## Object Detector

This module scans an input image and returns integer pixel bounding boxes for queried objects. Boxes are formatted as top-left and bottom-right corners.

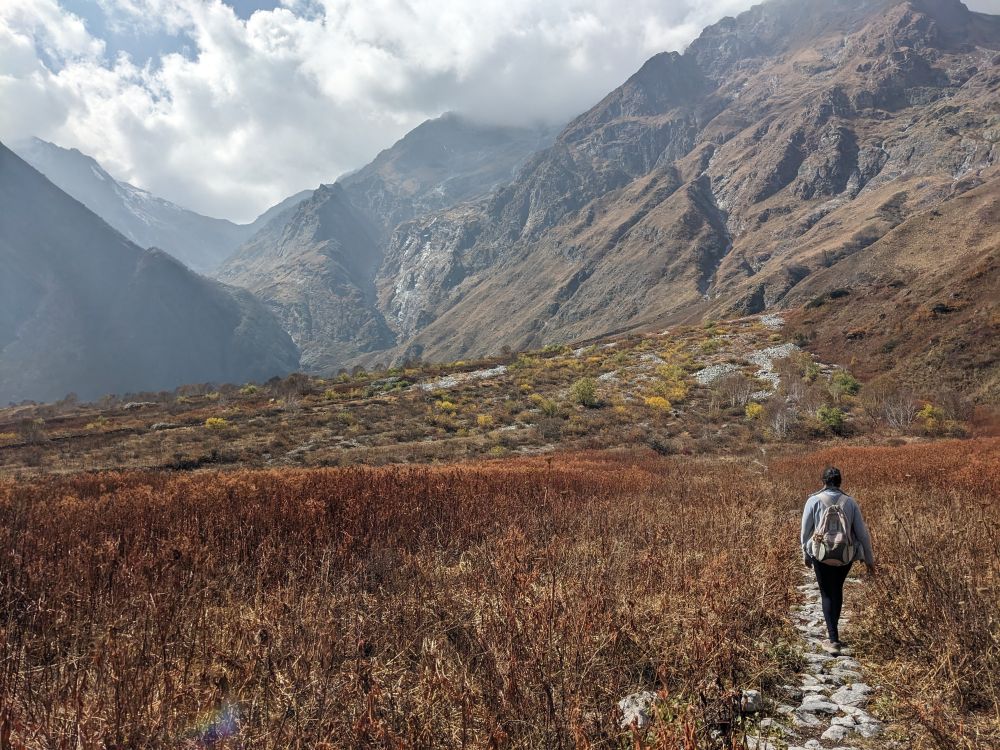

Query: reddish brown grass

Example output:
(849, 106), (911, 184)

(1, 439), (997, 748)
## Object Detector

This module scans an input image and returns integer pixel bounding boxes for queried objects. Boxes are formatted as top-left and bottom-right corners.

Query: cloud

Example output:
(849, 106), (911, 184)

(2, 0), (768, 221)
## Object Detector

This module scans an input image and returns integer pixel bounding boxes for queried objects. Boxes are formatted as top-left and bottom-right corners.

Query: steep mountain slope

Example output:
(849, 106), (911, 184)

(364, 0), (999, 382)
(0, 143), (299, 404)
(785, 174), (1000, 401)
(217, 114), (554, 370)
(12, 138), (310, 273)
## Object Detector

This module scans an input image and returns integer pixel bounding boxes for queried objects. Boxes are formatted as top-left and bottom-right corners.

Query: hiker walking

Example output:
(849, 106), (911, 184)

(801, 467), (875, 655)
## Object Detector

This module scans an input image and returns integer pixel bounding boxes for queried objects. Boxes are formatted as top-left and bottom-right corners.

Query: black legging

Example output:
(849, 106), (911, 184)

(811, 559), (853, 642)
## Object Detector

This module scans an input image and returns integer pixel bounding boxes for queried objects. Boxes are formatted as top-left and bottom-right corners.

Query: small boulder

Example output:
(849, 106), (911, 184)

(831, 683), (871, 707)
(741, 689), (764, 713)
(617, 691), (660, 730)
(822, 725), (850, 742)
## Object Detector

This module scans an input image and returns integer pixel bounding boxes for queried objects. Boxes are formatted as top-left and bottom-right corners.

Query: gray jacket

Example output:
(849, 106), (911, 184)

(800, 488), (874, 565)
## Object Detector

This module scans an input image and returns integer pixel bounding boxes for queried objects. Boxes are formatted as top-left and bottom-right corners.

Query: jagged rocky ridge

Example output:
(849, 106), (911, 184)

(219, 0), (1000, 386)
(0, 144), (300, 404)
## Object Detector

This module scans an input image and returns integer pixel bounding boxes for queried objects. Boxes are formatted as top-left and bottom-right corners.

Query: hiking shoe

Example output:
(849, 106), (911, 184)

(821, 640), (841, 655)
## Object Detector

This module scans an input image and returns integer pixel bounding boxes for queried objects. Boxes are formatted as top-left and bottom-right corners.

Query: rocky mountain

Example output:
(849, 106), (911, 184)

(355, 0), (999, 397)
(217, 113), (555, 370)
(0, 143), (299, 404)
(12, 138), (310, 273)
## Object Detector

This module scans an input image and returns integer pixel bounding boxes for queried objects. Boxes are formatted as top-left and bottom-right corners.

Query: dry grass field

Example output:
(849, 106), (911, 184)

(1, 438), (997, 748)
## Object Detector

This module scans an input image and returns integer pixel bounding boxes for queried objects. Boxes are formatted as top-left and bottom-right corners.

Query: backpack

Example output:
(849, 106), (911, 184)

(811, 492), (854, 566)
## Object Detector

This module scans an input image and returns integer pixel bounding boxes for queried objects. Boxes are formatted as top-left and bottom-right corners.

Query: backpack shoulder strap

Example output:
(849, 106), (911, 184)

(818, 489), (841, 508)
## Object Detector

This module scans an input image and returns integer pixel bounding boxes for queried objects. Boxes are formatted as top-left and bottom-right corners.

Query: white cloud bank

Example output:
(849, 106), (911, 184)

(3, 0), (998, 221)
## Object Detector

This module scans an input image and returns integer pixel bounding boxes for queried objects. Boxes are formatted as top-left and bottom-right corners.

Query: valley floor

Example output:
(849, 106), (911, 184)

(0, 438), (996, 748)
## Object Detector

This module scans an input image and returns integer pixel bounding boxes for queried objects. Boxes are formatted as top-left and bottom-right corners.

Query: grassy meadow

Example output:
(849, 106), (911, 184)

(1, 438), (996, 748)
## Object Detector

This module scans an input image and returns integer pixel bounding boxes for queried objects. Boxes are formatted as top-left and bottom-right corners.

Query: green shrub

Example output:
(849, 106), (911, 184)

(816, 406), (845, 433)
(570, 378), (599, 408)
(830, 371), (861, 397)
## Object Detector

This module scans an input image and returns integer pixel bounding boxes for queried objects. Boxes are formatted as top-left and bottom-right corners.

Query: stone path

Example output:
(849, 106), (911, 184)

(747, 571), (884, 750)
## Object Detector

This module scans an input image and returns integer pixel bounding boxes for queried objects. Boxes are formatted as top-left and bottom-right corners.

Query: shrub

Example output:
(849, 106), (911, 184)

(645, 396), (672, 411)
(916, 403), (946, 435)
(570, 377), (599, 408)
(860, 379), (917, 430)
(240, 384), (259, 396)
(204, 417), (229, 430)
(84, 417), (108, 431)
(436, 400), (458, 413)
(745, 402), (764, 420)
(4, 437), (996, 747)
(830, 370), (861, 398)
(476, 414), (495, 428)
(538, 398), (561, 418)
(716, 373), (755, 409)
(816, 406), (845, 434)
(0, 432), (17, 443)
(654, 365), (690, 402)
(17, 418), (47, 444)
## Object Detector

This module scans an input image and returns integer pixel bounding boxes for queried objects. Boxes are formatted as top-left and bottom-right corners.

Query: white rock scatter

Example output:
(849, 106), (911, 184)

(760, 313), (786, 330)
(747, 343), (800, 391)
(693, 362), (741, 385)
(419, 365), (508, 391)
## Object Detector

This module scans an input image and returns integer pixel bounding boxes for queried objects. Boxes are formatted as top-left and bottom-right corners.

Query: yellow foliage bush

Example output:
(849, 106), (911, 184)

(476, 414), (494, 428)
(0, 432), (17, 442)
(917, 403), (946, 434)
(204, 417), (229, 430)
(437, 400), (458, 413)
(745, 402), (765, 420)
(645, 396), (672, 411)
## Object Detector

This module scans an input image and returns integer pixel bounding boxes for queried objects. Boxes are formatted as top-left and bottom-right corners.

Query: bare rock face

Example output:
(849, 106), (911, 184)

(218, 114), (553, 371)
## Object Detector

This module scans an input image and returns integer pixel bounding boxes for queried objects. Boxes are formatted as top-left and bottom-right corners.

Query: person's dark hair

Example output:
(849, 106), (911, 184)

(823, 466), (842, 487)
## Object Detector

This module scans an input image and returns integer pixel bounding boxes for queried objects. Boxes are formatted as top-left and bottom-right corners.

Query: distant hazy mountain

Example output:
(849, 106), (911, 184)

(218, 113), (555, 370)
(12, 138), (310, 273)
(0, 143), (299, 404)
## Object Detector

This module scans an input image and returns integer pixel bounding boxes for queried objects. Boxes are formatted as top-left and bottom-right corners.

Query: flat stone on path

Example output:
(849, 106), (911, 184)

(831, 683), (871, 707)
